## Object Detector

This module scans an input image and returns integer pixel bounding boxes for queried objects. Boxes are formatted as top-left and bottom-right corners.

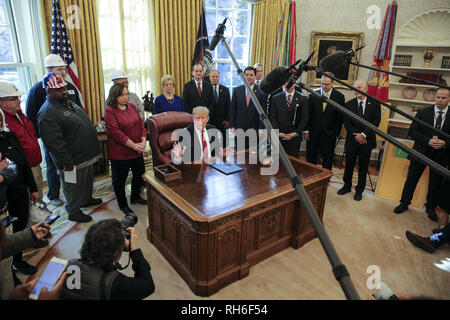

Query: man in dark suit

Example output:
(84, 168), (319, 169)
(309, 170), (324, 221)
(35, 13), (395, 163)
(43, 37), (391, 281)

(209, 69), (230, 148)
(394, 88), (450, 220)
(254, 63), (263, 86)
(230, 66), (267, 151)
(269, 82), (308, 157)
(182, 64), (214, 114)
(171, 107), (223, 164)
(338, 80), (381, 201)
(304, 72), (345, 170)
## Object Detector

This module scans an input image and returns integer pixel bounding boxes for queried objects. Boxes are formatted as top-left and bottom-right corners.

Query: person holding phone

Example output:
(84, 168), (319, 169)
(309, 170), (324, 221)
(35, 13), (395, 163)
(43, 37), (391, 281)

(61, 219), (155, 300)
(0, 218), (51, 299)
(1, 220), (64, 300)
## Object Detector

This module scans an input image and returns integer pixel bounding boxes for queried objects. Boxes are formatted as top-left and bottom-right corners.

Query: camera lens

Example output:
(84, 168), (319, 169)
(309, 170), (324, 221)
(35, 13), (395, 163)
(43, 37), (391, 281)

(120, 214), (138, 232)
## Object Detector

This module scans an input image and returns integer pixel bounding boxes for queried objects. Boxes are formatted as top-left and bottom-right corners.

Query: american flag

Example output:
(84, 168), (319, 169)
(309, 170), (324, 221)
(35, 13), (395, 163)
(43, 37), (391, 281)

(51, 0), (84, 109)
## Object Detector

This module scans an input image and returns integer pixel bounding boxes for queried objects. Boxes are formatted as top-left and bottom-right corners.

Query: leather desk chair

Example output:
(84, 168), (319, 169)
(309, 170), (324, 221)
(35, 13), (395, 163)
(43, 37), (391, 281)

(147, 112), (193, 167)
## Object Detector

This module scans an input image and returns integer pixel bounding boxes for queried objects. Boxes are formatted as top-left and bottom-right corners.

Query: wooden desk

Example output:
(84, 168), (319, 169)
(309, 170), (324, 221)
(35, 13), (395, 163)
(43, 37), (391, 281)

(95, 133), (109, 175)
(144, 155), (332, 296)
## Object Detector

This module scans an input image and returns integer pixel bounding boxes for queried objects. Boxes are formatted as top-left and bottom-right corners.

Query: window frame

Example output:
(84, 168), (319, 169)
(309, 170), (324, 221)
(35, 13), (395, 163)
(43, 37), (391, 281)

(0, 0), (43, 105)
(205, 0), (253, 91)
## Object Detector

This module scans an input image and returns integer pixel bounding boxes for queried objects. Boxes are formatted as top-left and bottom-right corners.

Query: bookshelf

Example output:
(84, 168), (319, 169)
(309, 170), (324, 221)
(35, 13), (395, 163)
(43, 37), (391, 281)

(387, 9), (450, 137)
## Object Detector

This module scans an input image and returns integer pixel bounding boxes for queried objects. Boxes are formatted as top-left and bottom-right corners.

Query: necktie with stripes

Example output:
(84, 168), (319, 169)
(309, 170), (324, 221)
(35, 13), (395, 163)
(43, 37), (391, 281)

(197, 82), (202, 97)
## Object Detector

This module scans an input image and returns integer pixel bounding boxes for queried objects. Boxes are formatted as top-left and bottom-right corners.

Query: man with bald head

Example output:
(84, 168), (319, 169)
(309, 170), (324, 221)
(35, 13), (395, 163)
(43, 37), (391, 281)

(209, 69), (230, 147)
(338, 80), (380, 201)
(394, 87), (450, 220)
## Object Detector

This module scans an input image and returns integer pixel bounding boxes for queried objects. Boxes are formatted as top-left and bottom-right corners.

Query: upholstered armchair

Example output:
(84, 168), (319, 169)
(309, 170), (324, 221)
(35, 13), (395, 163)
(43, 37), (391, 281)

(147, 111), (193, 167)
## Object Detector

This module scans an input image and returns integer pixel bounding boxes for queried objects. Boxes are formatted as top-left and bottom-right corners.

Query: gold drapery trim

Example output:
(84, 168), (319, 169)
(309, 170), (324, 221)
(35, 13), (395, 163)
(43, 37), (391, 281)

(153, 0), (203, 96)
(250, 0), (284, 70)
(40, 0), (104, 123)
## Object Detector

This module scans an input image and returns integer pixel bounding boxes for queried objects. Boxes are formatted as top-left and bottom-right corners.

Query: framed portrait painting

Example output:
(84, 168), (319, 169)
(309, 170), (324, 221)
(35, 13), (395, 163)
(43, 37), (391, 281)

(307, 31), (364, 88)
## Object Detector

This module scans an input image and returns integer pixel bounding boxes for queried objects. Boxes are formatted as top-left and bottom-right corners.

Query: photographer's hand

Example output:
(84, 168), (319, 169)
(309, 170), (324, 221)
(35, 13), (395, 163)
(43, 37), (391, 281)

(38, 272), (66, 300)
(8, 279), (37, 300)
(31, 222), (50, 240)
(0, 155), (10, 171)
(126, 227), (138, 251)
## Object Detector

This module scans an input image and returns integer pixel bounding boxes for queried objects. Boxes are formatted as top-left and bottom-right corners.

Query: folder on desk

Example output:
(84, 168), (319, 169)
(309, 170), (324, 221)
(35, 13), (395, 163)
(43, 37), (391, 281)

(208, 163), (243, 175)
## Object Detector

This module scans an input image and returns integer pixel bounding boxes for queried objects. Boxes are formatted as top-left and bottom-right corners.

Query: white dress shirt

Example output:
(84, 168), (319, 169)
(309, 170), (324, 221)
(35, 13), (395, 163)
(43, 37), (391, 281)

(433, 105), (448, 128)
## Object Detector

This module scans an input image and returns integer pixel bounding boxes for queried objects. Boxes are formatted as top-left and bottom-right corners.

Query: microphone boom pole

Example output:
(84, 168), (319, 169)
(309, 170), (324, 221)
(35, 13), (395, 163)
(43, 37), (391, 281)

(313, 66), (450, 140)
(310, 67), (450, 180)
(215, 30), (361, 299)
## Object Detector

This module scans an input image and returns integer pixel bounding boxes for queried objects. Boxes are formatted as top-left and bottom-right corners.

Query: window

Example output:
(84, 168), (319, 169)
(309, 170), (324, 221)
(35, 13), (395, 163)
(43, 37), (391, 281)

(205, 0), (252, 91)
(97, 0), (156, 102)
(0, 0), (43, 111)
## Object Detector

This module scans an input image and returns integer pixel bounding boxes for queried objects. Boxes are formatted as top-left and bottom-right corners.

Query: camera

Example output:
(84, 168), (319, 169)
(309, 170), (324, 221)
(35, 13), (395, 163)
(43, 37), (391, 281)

(120, 214), (138, 239)
(142, 91), (154, 113)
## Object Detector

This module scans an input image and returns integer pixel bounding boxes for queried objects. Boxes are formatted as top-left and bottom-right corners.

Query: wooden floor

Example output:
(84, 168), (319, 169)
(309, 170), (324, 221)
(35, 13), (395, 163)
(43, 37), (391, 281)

(22, 173), (450, 300)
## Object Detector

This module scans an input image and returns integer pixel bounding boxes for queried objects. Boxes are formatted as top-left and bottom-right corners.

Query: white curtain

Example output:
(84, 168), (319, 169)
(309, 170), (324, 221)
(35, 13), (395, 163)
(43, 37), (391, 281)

(97, 0), (157, 100)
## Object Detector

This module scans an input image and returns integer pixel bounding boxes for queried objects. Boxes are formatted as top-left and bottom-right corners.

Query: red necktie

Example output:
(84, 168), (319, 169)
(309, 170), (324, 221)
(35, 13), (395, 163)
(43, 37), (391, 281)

(287, 95), (292, 108)
(197, 82), (202, 97)
(246, 90), (250, 106)
(201, 130), (207, 153)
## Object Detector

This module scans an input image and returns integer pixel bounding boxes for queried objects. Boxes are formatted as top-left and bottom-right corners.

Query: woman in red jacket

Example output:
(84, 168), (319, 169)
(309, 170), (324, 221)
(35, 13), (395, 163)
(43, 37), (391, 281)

(105, 83), (147, 215)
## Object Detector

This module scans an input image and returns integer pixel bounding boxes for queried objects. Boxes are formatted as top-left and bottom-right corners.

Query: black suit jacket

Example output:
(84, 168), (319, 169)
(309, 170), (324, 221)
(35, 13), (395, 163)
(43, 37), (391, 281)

(230, 84), (267, 131)
(0, 131), (38, 195)
(343, 97), (381, 151)
(209, 84), (230, 131)
(266, 84), (303, 116)
(408, 106), (450, 164)
(306, 88), (345, 140)
(270, 90), (308, 138)
(182, 80), (214, 114)
(177, 124), (222, 162)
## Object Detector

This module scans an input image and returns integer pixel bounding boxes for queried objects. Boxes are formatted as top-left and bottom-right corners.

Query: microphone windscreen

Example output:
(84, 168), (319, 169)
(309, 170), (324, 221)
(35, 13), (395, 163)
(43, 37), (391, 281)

(319, 51), (347, 72)
(259, 66), (290, 94)
(209, 35), (221, 51)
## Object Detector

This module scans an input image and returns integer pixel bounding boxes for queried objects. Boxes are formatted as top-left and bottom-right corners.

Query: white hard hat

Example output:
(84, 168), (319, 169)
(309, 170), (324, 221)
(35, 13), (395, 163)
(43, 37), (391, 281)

(44, 54), (67, 69)
(111, 70), (128, 81)
(0, 81), (24, 98)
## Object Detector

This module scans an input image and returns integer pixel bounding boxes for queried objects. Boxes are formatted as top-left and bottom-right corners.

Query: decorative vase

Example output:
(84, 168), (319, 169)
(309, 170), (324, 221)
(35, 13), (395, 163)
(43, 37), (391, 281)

(423, 49), (435, 67)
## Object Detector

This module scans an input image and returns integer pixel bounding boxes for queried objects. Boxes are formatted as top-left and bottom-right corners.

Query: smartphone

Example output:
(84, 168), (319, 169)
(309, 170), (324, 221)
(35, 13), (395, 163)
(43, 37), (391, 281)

(1, 216), (18, 228)
(39, 214), (60, 228)
(28, 257), (68, 300)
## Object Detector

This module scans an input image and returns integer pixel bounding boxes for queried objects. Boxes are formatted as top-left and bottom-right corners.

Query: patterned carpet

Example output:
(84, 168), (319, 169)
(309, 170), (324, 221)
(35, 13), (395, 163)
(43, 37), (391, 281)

(21, 176), (118, 265)
(20, 157), (154, 281)
(331, 167), (379, 191)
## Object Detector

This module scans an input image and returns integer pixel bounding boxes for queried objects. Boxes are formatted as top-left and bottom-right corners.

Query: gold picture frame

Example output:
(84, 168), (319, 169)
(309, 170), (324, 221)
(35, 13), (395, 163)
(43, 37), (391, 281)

(307, 31), (364, 88)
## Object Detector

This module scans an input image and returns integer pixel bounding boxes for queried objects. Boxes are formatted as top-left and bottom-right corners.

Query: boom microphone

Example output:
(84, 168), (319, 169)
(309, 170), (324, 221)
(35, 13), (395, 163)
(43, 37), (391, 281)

(209, 18), (228, 51)
(259, 67), (292, 94)
(319, 51), (347, 72)
(259, 59), (302, 94)
(285, 51), (315, 89)
(319, 45), (366, 72)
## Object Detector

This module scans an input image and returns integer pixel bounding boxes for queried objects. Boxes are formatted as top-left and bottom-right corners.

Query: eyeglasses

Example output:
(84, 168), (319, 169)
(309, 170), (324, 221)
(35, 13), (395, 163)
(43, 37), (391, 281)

(1, 97), (21, 101)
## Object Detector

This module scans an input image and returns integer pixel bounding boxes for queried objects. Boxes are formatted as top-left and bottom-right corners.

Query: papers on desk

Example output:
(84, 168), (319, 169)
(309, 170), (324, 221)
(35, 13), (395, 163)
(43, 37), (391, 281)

(64, 166), (77, 184)
(208, 162), (243, 175)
